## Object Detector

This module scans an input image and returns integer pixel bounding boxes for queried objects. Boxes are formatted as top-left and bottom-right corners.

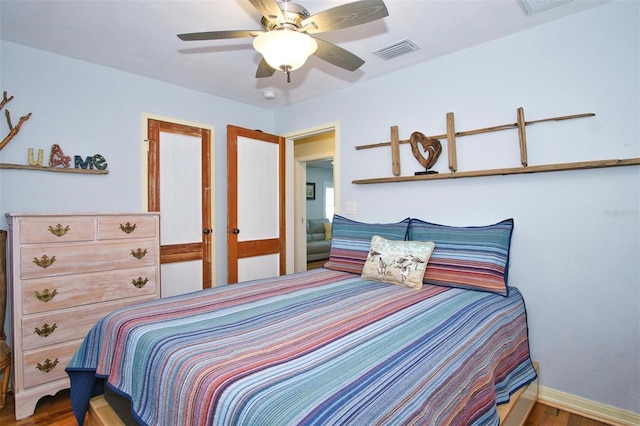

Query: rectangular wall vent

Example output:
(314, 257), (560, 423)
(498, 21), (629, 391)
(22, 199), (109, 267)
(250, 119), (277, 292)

(372, 39), (420, 60)
(517, 0), (572, 15)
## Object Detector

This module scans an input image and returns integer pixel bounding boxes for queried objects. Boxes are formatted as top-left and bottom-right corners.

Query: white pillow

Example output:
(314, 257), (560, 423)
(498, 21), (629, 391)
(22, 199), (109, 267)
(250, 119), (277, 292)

(361, 235), (435, 289)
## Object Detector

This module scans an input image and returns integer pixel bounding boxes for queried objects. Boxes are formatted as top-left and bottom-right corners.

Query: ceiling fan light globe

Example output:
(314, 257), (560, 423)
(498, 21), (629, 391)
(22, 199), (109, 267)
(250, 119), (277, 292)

(253, 30), (318, 72)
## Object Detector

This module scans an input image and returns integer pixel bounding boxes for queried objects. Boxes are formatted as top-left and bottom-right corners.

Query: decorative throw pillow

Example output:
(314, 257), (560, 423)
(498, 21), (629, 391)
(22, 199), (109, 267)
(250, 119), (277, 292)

(324, 215), (411, 274)
(323, 222), (332, 241)
(361, 235), (435, 289)
(407, 218), (514, 296)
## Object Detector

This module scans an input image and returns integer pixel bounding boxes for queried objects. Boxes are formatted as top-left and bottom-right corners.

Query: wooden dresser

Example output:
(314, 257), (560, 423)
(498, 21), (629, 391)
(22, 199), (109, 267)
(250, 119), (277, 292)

(6, 212), (160, 420)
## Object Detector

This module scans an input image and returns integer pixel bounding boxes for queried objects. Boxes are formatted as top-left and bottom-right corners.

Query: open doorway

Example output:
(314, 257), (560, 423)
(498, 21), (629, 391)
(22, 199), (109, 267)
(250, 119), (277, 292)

(305, 159), (334, 270)
(289, 128), (337, 272)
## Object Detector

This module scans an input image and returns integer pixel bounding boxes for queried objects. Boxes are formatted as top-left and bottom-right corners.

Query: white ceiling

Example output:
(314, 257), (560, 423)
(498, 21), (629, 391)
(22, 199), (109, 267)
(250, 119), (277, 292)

(0, 0), (610, 109)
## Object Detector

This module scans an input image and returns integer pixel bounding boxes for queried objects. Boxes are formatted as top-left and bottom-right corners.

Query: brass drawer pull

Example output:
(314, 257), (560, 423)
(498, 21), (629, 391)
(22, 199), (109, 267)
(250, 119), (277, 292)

(33, 254), (56, 269)
(131, 277), (149, 288)
(131, 248), (147, 259)
(35, 288), (58, 302)
(34, 323), (58, 337)
(36, 358), (59, 373)
(48, 224), (70, 237)
(120, 222), (137, 234)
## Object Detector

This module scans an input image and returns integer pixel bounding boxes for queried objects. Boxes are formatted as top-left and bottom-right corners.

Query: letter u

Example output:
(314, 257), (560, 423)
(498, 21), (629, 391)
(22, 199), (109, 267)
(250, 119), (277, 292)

(28, 148), (44, 166)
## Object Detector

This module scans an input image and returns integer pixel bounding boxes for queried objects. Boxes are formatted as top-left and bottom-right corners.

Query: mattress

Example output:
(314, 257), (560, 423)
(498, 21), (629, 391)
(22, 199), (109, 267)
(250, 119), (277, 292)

(67, 268), (537, 425)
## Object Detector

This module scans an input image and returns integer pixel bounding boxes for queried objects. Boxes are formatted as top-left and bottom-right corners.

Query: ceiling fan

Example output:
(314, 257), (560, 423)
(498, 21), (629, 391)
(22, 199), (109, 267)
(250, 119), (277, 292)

(177, 0), (389, 83)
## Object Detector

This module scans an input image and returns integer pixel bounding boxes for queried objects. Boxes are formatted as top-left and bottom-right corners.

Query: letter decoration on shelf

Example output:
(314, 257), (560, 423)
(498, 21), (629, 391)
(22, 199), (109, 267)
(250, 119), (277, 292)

(74, 154), (108, 171)
(49, 144), (71, 168)
(0, 91), (108, 174)
(28, 148), (43, 166)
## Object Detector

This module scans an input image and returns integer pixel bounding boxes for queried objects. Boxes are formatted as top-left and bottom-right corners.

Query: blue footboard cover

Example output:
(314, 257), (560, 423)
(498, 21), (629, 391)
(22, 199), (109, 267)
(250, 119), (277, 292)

(67, 268), (536, 425)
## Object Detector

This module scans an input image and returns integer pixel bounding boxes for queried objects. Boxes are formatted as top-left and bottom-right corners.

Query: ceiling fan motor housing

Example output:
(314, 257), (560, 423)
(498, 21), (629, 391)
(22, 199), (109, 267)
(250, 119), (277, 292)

(261, 2), (311, 32)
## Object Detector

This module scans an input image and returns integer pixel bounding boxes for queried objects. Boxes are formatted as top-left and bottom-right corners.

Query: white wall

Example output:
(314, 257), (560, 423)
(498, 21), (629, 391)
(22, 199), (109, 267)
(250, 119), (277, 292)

(0, 41), (275, 289)
(275, 0), (639, 415)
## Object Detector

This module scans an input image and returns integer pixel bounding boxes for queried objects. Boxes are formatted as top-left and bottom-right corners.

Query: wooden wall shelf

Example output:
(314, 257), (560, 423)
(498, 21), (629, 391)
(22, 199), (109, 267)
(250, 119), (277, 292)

(0, 163), (108, 174)
(352, 108), (640, 185)
(352, 158), (640, 184)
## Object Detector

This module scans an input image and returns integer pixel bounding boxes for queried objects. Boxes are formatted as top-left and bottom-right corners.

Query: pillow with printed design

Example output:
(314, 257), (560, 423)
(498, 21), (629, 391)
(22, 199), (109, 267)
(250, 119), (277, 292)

(361, 235), (435, 289)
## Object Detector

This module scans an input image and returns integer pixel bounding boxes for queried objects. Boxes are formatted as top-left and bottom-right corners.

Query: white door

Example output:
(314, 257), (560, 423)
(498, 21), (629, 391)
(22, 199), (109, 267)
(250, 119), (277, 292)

(227, 125), (285, 284)
(147, 119), (213, 297)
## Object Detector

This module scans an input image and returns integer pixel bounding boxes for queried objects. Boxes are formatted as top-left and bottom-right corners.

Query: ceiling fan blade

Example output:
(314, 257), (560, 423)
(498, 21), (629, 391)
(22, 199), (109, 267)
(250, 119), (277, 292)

(248, 0), (285, 27)
(256, 58), (276, 78)
(301, 0), (388, 34)
(177, 30), (261, 41)
(313, 38), (364, 72)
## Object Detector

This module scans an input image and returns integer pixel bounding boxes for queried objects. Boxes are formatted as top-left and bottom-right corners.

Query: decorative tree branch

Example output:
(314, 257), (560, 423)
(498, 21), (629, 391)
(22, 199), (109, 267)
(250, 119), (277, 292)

(0, 91), (32, 151)
(0, 91), (14, 110)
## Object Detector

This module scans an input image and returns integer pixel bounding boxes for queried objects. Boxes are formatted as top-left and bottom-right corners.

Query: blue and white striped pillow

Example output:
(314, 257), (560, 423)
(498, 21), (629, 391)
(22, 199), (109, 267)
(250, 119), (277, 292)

(408, 218), (514, 295)
(324, 215), (410, 274)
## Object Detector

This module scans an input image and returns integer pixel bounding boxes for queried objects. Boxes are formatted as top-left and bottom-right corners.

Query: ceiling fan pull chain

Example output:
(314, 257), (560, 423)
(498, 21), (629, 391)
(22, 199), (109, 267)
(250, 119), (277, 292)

(280, 65), (292, 83)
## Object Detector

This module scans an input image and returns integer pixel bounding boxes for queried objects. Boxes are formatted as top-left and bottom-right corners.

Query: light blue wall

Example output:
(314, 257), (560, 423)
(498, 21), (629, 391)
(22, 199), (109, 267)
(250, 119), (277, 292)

(275, 1), (640, 415)
(306, 167), (333, 220)
(0, 41), (275, 289)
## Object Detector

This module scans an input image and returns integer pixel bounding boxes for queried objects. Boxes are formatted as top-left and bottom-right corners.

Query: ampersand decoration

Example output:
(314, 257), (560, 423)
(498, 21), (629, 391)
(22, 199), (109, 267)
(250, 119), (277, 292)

(49, 144), (72, 168)
(409, 131), (442, 175)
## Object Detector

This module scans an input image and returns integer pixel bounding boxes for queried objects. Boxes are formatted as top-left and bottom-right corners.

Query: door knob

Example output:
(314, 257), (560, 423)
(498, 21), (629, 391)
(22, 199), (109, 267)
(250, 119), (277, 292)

(231, 228), (240, 235)
(203, 228), (212, 235)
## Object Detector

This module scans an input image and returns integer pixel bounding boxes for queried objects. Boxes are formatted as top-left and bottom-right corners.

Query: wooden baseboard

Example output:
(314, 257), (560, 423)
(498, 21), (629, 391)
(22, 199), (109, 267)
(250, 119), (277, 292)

(538, 386), (640, 426)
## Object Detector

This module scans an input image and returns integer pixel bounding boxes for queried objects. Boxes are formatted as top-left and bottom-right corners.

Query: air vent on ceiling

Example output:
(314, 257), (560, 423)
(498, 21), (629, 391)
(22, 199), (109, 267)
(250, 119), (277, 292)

(517, 0), (573, 15)
(373, 39), (420, 60)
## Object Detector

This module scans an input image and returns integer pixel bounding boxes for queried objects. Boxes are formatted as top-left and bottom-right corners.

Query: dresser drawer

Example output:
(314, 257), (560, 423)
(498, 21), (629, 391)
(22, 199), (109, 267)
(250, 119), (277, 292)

(18, 217), (95, 244)
(97, 215), (158, 240)
(22, 266), (157, 314)
(22, 296), (156, 351)
(21, 239), (157, 279)
(23, 340), (82, 388)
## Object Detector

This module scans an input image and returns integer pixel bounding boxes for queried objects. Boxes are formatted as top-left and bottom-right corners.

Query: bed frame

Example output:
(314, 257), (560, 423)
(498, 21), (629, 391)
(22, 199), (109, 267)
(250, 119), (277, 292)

(86, 363), (538, 426)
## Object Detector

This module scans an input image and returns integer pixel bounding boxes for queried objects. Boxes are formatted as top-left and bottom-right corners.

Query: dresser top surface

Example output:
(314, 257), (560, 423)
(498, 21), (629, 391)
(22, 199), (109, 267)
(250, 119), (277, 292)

(7, 212), (159, 218)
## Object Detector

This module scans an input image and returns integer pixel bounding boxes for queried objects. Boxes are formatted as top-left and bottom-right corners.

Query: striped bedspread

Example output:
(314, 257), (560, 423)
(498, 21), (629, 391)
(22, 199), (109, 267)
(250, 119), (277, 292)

(67, 268), (536, 426)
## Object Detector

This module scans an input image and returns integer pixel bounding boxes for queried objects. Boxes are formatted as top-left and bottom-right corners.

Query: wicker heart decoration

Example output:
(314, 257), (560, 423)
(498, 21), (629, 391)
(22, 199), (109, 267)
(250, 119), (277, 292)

(409, 132), (442, 170)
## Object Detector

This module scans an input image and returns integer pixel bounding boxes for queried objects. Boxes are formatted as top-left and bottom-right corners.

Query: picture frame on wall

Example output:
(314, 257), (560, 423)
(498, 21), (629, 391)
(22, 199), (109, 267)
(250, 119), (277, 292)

(306, 182), (315, 200)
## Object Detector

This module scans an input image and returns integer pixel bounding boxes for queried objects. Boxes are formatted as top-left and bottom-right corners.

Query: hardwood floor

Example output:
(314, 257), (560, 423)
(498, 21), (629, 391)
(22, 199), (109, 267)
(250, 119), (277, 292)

(525, 403), (612, 426)
(1, 390), (614, 426)
(1, 389), (81, 426)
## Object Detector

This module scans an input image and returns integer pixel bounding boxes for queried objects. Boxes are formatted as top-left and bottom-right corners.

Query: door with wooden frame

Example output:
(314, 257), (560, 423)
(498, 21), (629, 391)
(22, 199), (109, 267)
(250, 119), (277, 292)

(227, 125), (285, 284)
(147, 119), (213, 296)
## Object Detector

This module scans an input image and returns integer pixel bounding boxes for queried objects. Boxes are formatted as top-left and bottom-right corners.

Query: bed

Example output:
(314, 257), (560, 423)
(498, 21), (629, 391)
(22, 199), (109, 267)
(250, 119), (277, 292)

(67, 215), (538, 426)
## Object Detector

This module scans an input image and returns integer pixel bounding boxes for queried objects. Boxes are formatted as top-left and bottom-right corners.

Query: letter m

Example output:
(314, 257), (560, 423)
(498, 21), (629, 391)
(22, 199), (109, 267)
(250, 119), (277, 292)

(74, 155), (94, 169)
